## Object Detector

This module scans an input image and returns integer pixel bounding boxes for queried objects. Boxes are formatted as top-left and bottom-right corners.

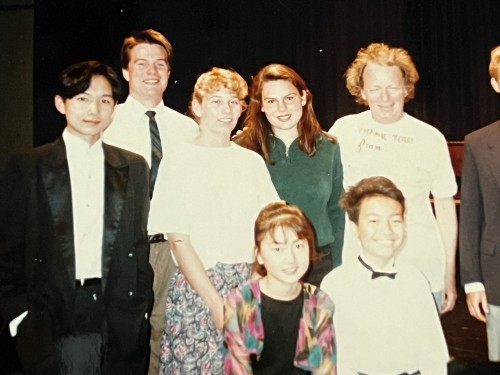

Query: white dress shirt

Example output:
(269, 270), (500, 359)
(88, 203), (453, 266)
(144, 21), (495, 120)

(63, 129), (104, 280)
(321, 255), (449, 374)
(104, 95), (198, 168)
(103, 95), (199, 232)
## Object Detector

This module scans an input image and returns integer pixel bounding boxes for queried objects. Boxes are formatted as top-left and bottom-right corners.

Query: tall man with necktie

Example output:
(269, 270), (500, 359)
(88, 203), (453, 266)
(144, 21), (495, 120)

(104, 29), (198, 374)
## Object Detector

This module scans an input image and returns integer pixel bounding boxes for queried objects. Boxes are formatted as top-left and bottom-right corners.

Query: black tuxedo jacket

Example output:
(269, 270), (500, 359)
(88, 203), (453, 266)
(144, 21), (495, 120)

(460, 120), (500, 305)
(0, 137), (153, 373)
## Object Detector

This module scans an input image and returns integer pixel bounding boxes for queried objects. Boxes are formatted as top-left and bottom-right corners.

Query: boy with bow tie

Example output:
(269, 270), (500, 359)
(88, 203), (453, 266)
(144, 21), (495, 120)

(322, 176), (448, 375)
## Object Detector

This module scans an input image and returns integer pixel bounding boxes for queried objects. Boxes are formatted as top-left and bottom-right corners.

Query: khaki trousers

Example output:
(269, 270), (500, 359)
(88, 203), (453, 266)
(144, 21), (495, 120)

(147, 240), (177, 375)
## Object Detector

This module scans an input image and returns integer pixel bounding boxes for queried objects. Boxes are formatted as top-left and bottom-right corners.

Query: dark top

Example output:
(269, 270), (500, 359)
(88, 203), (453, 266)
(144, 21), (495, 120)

(0, 138), (153, 374)
(252, 290), (310, 375)
(267, 133), (344, 265)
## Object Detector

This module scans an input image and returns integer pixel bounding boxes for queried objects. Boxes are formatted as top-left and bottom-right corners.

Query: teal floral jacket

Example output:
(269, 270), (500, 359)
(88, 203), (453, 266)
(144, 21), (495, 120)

(223, 280), (336, 374)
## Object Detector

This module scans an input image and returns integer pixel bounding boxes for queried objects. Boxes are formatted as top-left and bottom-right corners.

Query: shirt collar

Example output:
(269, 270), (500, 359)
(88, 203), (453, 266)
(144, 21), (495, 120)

(125, 95), (165, 115)
(63, 128), (103, 157)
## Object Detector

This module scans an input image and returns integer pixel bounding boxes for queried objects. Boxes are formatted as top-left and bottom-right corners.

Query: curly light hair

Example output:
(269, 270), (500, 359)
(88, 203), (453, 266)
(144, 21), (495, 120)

(188, 67), (248, 121)
(489, 45), (500, 80)
(345, 43), (419, 105)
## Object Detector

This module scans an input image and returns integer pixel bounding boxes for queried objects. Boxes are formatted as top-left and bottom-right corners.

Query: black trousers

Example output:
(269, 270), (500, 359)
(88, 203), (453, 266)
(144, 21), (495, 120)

(58, 282), (107, 375)
(25, 282), (107, 375)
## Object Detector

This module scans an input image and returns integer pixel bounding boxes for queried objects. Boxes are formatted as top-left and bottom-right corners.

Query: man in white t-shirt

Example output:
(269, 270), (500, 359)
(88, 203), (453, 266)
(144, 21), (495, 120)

(103, 29), (198, 375)
(329, 42), (458, 313)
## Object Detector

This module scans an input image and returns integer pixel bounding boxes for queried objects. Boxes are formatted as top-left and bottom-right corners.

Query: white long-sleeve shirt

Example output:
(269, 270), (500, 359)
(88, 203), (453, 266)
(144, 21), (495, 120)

(322, 256), (449, 374)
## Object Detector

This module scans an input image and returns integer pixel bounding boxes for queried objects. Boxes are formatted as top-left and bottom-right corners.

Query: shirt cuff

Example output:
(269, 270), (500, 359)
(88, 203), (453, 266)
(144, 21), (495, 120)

(9, 310), (28, 337)
(464, 282), (485, 294)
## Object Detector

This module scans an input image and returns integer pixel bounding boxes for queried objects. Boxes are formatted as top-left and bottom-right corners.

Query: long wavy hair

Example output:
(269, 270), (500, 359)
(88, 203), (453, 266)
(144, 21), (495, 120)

(235, 64), (336, 164)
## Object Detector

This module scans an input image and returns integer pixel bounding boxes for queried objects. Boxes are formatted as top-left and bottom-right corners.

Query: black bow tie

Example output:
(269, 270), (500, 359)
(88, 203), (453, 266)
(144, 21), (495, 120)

(358, 256), (397, 280)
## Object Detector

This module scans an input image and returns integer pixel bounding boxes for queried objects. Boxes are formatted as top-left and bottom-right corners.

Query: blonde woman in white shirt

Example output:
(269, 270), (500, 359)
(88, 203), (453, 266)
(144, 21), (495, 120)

(149, 67), (279, 374)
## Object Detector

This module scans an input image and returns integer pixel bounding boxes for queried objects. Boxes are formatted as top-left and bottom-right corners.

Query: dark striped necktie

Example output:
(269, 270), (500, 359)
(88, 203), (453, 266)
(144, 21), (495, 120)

(146, 111), (162, 198)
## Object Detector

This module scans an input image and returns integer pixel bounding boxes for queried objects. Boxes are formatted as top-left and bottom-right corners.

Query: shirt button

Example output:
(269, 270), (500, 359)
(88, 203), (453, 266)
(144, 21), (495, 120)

(127, 252), (134, 259)
(128, 291), (134, 297)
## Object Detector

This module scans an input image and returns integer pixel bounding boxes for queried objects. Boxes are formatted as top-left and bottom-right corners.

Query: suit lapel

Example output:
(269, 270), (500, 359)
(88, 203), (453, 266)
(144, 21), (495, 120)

(484, 121), (500, 189)
(40, 140), (130, 290)
(40, 138), (75, 282)
(101, 144), (129, 291)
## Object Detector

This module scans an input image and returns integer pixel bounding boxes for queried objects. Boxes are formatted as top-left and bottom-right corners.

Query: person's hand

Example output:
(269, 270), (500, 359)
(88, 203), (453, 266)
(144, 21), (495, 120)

(209, 296), (224, 330)
(231, 126), (247, 139)
(440, 272), (457, 314)
(466, 290), (489, 323)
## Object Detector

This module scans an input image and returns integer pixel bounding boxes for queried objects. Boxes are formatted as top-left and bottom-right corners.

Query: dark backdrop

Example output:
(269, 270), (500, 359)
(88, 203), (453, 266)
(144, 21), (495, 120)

(34, 0), (500, 146)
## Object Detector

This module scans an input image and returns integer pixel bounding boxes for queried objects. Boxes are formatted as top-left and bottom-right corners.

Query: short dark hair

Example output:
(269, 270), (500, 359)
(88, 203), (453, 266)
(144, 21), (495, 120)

(121, 29), (173, 69)
(58, 60), (121, 100)
(341, 176), (405, 223)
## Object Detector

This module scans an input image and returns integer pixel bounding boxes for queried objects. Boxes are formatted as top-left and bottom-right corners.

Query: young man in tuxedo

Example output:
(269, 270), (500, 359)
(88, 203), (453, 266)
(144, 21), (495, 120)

(0, 60), (153, 374)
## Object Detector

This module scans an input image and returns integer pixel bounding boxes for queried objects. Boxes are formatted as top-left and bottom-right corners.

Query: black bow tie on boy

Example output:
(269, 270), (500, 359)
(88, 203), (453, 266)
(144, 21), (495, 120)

(358, 256), (397, 280)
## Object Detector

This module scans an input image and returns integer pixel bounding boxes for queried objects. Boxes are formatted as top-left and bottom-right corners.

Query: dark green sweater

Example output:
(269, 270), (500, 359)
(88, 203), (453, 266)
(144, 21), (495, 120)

(267, 133), (345, 266)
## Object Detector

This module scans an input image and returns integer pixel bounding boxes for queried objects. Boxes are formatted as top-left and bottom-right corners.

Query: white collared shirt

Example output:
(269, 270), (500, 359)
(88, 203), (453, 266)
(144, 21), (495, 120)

(63, 129), (104, 280)
(322, 257), (449, 374)
(103, 96), (199, 232)
(103, 95), (199, 168)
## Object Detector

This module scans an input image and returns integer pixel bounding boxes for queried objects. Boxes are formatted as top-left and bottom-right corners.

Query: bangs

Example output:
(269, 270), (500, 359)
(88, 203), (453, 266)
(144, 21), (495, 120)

(260, 212), (310, 245)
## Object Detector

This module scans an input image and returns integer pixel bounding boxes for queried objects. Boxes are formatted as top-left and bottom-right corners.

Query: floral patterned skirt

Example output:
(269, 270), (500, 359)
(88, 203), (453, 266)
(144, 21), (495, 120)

(159, 262), (251, 375)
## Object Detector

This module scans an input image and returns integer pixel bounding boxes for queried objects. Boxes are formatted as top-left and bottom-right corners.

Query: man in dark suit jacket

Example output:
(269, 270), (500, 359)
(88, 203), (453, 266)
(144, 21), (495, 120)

(0, 61), (153, 374)
(460, 44), (500, 362)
